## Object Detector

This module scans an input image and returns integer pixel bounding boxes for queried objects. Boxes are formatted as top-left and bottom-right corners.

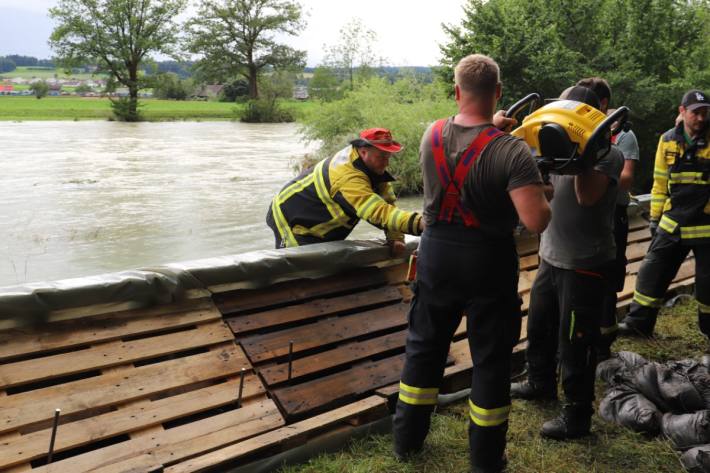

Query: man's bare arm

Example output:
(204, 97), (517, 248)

(509, 184), (552, 233)
(575, 170), (610, 206)
(619, 160), (636, 191)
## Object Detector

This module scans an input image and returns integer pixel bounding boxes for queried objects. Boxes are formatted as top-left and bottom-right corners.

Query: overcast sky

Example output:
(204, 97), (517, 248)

(0, 0), (468, 66)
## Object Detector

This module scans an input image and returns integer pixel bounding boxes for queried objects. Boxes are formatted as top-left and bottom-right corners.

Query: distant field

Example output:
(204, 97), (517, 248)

(0, 96), (314, 121)
(0, 66), (106, 81)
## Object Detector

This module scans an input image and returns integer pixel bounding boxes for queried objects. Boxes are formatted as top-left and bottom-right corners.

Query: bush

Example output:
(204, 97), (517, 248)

(152, 72), (193, 100)
(299, 76), (454, 195)
(110, 97), (143, 122)
(29, 80), (50, 99)
(241, 98), (294, 123)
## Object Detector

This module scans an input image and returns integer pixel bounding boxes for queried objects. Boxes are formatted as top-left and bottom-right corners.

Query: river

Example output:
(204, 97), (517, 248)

(0, 121), (421, 287)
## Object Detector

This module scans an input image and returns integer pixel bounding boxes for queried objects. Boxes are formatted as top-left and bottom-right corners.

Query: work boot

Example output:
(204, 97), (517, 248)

(471, 455), (507, 473)
(510, 380), (556, 401)
(540, 403), (592, 440)
(617, 321), (653, 338)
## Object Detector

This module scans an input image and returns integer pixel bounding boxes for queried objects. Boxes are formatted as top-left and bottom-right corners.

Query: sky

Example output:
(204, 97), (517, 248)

(0, 0), (469, 66)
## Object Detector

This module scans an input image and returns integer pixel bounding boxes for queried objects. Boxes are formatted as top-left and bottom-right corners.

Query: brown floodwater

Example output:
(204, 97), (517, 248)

(0, 121), (420, 287)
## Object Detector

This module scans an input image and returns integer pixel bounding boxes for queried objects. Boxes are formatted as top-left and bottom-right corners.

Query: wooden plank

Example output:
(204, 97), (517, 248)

(241, 303), (409, 363)
(627, 227), (652, 244)
(0, 344), (249, 435)
(520, 254), (539, 271)
(213, 267), (387, 315)
(227, 286), (403, 335)
(0, 321), (234, 390)
(260, 329), (409, 386)
(163, 396), (388, 473)
(626, 240), (651, 263)
(0, 299), (221, 363)
(0, 375), (265, 470)
(628, 215), (649, 232)
(518, 269), (537, 294)
(33, 399), (284, 473)
(516, 233), (539, 257)
(272, 353), (407, 418)
(381, 262), (408, 285)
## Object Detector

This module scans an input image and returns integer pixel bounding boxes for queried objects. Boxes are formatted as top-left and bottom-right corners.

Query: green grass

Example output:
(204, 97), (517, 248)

(0, 96), (317, 121)
(280, 299), (701, 473)
(0, 66), (106, 81)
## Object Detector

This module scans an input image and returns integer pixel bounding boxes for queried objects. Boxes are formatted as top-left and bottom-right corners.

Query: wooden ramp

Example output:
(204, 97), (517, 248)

(0, 214), (697, 473)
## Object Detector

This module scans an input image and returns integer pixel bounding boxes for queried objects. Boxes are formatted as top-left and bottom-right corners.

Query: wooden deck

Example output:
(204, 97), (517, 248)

(0, 215), (696, 473)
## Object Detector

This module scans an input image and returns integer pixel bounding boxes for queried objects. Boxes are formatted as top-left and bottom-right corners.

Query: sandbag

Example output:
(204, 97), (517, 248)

(680, 445), (710, 473)
(599, 385), (661, 434)
(662, 411), (710, 450)
(596, 351), (648, 384)
(674, 360), (710, 409)
(656, 364), (705, 413)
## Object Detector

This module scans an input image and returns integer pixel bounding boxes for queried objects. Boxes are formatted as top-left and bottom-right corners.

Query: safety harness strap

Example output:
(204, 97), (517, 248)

(431, 119), (502, 227)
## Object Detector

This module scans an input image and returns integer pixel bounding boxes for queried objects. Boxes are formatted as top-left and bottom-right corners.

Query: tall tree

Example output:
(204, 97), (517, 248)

(49, 0), (187, 121)
(187, 0), (306, 99)
(440, 0), (710, 192)
(323, 18), (383, 90)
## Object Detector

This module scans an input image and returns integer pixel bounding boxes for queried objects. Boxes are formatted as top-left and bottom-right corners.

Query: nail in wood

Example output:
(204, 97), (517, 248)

(287, 340), (294, 382)
(237, 367), (246, 408)
(47, 408), (60, 464)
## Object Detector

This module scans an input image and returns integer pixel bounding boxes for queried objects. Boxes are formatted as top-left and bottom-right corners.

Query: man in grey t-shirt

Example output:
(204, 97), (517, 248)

(511, 85), (624, 440)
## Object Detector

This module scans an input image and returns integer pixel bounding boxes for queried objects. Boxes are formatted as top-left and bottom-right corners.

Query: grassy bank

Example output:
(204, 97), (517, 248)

(0, 96), (316, 121)
(281, 299), (701, 473)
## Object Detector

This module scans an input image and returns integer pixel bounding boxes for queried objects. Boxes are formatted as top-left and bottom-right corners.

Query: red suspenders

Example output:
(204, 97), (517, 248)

(430, 119), (503, 227)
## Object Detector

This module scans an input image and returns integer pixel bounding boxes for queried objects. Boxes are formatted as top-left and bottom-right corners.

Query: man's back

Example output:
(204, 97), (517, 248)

(419, 119), (541, 238)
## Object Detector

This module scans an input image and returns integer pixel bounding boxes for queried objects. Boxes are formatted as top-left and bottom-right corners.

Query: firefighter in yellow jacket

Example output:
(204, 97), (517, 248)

(619, 90), (710, 337)
(266, 128), (424, 250)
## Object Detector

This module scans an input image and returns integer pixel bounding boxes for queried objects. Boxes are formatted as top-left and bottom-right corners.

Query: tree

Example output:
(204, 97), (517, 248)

(0, 58), (16, 74)
(74, 83), (94, 95)
(151, 72), (193, 100)
(188, 0), (306, 99)
(241, 69), (297, 122)
(439, 0), (710, 192)
(220, 78), (250, 102)
(49, 0), (187, 121)
(322, 18), (384, 90)
(30, 80), (50, 99)
(308, 66), (341, 101)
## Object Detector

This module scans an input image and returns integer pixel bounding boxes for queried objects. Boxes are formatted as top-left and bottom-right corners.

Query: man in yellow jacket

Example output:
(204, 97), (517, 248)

(618, 89), (710, 337)
(266, 128), (424, 251)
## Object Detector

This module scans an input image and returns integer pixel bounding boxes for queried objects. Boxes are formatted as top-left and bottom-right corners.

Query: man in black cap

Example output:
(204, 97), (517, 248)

(511, 85), (624, 440)
(618, 90), (710, 339)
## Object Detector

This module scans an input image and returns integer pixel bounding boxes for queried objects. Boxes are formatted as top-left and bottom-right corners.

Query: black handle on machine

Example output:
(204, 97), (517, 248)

(504, 93), (543, 122)
(582, 106), (630, 165)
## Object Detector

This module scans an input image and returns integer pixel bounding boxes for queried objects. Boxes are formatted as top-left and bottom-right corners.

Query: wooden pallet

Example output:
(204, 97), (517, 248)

(0, 297), (282, 473)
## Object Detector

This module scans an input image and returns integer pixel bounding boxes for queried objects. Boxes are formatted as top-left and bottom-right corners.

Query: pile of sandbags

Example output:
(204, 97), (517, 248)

(597, 352), (710, 472)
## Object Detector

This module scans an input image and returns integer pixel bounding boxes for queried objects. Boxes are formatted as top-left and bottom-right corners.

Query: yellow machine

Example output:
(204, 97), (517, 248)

(506, 93), (629, 177)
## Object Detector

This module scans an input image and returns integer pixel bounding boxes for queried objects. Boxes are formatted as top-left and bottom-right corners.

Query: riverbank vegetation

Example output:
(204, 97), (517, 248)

(280, 299), (702, 473)
(0, 96), (316, 121)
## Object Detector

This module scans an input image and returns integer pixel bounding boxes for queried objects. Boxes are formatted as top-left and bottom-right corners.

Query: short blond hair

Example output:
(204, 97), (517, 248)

(454, 54), (500, 96)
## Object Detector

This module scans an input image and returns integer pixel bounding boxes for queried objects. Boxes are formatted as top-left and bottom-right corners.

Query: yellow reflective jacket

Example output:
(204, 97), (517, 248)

(651, 123), (710, 243)
(268, 145), (422, 247)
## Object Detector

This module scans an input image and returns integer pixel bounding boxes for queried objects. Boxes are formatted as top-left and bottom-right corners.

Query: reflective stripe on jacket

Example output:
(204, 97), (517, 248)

(651, 124), (710, 243)
(270, 145), (422, 247)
